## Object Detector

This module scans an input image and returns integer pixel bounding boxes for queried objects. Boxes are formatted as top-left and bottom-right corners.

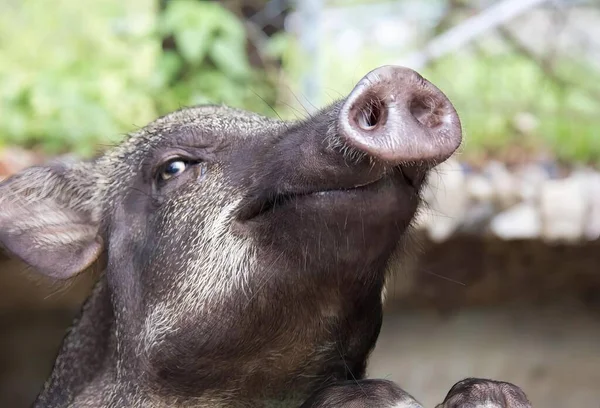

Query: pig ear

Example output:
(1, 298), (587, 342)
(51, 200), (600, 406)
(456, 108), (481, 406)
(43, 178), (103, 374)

(0, 161), (103, 279)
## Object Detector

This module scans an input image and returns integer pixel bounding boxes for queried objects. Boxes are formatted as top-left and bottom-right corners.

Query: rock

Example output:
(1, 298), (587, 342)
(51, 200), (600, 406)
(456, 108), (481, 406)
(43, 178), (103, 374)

(467, 174), (494, 202)
(460, 201), (496, 234)
(490, 202), (541, 240)
(484, 161), (519, 208)
(459, 162), (475, 174)
(579, 172), (600, 241)
(516, 163), (550, 203)
(538, 159), (562, 179)
(416, 158), (468, 242)
(540, 176), (588, 243)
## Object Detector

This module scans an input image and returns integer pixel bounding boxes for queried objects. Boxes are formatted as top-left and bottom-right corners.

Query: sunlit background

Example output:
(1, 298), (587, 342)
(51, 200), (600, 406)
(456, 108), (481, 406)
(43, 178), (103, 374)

(1, 0), (599, 407)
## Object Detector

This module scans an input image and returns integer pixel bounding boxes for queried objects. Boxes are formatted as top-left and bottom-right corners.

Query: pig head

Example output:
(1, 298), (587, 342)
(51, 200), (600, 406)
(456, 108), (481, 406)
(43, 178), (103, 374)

(0, 66), (530, 407)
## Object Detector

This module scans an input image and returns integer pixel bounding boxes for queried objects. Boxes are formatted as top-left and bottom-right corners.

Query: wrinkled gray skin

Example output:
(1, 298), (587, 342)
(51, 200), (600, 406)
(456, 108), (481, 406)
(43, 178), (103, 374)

(0, 66), (531, 407)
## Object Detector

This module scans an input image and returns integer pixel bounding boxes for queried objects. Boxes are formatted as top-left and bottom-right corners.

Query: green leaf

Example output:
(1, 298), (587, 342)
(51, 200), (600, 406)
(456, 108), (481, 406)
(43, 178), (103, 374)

(0, 0), (279, 158)
(209, 36), (251, 79)
(265, 32), (291, 59)
(153, 50), (184, 88)
(175, 26), (213, 66)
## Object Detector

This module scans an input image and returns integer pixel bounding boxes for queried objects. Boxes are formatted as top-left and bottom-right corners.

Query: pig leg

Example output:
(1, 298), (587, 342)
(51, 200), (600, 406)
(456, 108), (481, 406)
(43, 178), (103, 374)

(299, 379), (424, 408)
(436, 378), (532, 408)
(300, 377), (531, 408)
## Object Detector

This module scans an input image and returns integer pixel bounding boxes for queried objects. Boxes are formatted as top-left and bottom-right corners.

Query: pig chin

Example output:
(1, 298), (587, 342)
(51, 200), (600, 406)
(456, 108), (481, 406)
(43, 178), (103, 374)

(235, 182), (418, 280)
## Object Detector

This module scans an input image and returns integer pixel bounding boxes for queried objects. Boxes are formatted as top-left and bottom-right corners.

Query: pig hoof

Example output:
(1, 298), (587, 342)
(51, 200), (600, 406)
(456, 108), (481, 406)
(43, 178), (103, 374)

(300, 379), (423, 408)
(436, 378), (532, 408)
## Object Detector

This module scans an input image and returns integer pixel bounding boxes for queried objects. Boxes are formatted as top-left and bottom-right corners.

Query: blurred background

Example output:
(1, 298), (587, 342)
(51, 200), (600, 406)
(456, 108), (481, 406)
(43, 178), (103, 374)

(1, 0), (599, 406)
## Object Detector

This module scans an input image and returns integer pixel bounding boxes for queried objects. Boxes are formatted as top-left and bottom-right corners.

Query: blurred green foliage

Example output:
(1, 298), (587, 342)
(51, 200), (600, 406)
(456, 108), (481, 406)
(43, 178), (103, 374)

(1, 0), (598, 165)
(0, 0), (277, 156)
(423, 52), (600, 164)
(155, 0), (277, 116)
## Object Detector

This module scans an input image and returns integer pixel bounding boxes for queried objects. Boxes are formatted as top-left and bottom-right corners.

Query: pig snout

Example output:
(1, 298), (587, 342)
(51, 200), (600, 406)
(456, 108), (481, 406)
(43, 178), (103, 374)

(234, 66), (462, 223)
(338, 65), (462, 165)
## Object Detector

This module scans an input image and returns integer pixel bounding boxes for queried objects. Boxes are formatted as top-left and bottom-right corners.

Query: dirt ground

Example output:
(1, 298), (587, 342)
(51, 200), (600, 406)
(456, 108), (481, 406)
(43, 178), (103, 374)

(369, 302), (600, 407)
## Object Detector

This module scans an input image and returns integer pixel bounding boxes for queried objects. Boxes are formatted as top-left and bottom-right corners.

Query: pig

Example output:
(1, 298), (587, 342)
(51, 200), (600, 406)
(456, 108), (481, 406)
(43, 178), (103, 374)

(0, 65), (531, 407)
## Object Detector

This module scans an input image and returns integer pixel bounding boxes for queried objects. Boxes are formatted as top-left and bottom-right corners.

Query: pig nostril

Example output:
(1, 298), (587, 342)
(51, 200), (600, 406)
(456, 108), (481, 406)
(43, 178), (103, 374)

(355, 98), (386, 131)
(409, 97), (443, 129)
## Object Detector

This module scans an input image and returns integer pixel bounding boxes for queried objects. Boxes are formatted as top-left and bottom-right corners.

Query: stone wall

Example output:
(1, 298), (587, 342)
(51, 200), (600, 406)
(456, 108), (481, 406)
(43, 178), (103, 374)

(416, 158), (600, 243)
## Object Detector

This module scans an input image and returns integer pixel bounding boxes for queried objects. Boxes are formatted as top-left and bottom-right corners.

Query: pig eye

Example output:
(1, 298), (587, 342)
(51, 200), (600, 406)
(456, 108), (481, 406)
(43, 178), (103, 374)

(156, 158), (207, 185)
(159, 159), (188, 181)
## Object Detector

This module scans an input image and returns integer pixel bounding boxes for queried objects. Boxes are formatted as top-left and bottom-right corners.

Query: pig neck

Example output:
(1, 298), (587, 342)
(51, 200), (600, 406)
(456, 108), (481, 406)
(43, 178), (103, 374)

(35, 272), (385, 407)
(33, 276), (317, 407)
(34, 275), (117, 407)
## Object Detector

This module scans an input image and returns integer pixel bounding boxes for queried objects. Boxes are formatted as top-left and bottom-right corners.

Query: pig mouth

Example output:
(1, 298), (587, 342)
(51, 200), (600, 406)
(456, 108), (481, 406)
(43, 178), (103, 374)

(237, 165), (423, 222)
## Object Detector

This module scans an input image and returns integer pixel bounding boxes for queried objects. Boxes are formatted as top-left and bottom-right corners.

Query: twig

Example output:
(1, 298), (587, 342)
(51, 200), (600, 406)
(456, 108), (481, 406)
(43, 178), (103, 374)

(498, 25), (600, 101)
(396, 0), (549, 70)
